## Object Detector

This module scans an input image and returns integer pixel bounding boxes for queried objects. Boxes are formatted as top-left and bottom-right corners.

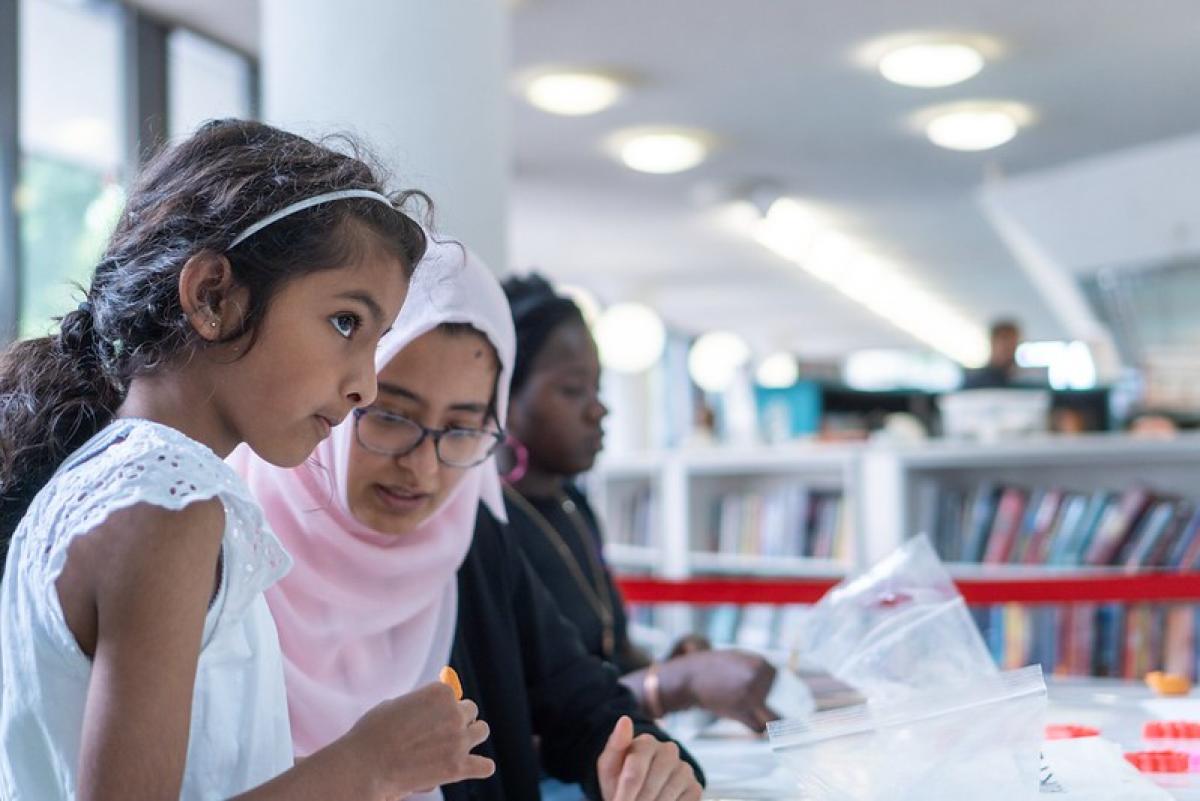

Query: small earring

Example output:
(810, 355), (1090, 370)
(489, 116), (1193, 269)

(501, 435), (529, 484)
(209, 320), (219, 329)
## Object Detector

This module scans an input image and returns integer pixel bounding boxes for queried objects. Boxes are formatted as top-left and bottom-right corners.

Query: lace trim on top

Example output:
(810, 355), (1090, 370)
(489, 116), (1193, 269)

(14, 419), (291, 655)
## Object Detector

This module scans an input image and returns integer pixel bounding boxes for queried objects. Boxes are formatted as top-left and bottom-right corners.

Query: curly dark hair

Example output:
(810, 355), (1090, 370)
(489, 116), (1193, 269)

(0, 118), (431, 546)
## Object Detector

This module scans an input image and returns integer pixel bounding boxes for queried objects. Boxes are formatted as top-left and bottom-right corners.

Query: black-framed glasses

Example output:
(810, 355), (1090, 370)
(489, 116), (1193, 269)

(352, 408), (505, 468)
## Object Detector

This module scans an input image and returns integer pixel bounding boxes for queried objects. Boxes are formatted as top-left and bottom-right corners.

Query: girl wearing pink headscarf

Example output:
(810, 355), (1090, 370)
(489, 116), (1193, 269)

(233, 240), (703, 801)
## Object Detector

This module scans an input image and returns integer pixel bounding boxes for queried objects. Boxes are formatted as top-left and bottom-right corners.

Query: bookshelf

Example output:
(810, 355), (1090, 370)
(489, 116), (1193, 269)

(588, 444), (862, 653)
(590, 443), (864, 579)
(602, 543), (661, 572)
(857, 434), (1200, 680)
(859, 433), (1200, 562)
(686, 552), (845, 577)
(587, 454), (664, 575)
(588, 434), (1200, 674)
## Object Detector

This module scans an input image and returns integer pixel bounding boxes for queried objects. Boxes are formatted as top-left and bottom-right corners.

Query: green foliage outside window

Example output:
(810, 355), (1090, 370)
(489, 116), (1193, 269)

(18, 154), (122, 340)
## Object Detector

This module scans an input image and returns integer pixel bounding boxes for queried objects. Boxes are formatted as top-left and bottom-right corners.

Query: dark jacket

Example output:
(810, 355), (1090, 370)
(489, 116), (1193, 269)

(442, 506), (703, 801)
(503, 485), (649, 676)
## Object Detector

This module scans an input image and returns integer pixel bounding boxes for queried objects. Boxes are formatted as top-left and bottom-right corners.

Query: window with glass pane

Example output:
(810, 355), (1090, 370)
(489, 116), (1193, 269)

(17, 0), (123, 339)
(168, 29), (253, 142)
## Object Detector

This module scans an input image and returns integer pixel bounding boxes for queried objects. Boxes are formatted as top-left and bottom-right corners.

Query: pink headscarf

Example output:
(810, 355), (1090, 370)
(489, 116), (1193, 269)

(230, 239), (515, 763)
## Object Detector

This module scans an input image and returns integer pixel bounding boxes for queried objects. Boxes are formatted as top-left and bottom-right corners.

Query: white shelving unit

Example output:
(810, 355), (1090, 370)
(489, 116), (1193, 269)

(859, 432), (1200, 564)
(588, 433), (1200, 664)
(589, 443), (864, 580)
(686, 553), (846, 577)
(602, 543), (661, 572)
(588, 444), (862, 650)
(590, 433), (1200, 578)
(682, 445), (861, 579)
(586, 453), (666, 575)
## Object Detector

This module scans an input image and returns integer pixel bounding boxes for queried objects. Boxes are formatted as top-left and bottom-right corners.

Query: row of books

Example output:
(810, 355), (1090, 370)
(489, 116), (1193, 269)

(605, 485), (657, 548)
(916, 480), (1200, 569)
(698, 486), (848, 559)
(625, 603), (811, 654)
(978, 603), (1200, 680)
(696, 603), (811, 652)
(629, 600), (1200, 681)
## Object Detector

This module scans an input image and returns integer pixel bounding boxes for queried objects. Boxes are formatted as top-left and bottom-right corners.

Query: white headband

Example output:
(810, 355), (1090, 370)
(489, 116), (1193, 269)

(228, 188), (395, 248)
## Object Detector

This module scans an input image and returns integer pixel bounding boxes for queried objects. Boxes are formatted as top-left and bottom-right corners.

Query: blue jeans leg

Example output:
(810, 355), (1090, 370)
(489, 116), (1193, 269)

(539, 777), (585, 801)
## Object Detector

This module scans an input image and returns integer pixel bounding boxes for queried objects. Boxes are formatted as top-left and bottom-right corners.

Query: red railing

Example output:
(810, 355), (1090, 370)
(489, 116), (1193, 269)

(616, 572), (1200, 606)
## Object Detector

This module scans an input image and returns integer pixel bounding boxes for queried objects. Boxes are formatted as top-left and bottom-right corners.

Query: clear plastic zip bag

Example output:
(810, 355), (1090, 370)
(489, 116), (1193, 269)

(793, 534), (996, 702)
(768, 665), (1047, 801)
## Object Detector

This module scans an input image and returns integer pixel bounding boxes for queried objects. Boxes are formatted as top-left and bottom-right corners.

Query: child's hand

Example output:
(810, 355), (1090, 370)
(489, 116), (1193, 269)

(342, 681), (494, 798)
(596, 716), (701, 801)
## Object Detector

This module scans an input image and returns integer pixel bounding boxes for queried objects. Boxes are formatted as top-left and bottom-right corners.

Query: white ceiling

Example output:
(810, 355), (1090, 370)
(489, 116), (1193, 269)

(129, 0), (1200, 360)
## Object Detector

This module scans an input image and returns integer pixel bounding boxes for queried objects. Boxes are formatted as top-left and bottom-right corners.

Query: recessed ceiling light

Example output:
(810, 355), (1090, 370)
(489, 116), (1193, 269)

(913, 101), (1033, 152)
(878, 43), (984, 88)
(611, 128), (711, 174)
(523, 71), (623, 116)
(926, 108), (1017, 151)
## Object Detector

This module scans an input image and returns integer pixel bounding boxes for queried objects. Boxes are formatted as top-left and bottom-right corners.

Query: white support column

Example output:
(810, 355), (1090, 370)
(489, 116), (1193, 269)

(259, 0), (510, 271)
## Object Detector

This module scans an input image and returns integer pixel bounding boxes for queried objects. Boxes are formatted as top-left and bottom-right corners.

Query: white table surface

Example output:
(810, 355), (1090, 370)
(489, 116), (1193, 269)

(681, 677), (1200, 801)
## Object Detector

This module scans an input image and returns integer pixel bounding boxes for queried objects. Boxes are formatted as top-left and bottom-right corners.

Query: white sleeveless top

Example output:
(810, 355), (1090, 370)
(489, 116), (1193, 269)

(0, 419), (294, 800)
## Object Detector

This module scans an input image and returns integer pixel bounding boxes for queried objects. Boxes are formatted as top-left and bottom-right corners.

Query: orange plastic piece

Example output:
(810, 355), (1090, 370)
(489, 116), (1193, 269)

(439, 666), (463, 700)
(1124, 750), (1190, 773)
(1046, 724), (1100, 740)
(1146, 671), (1192, 696)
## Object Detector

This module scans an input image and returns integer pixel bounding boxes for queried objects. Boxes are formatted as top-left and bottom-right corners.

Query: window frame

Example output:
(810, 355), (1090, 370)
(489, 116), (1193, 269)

(0, 0), (259, 347)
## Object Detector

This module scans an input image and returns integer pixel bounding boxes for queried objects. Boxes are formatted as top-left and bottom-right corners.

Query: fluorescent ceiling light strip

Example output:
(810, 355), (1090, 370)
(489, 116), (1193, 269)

(752, 210), (988, 366)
